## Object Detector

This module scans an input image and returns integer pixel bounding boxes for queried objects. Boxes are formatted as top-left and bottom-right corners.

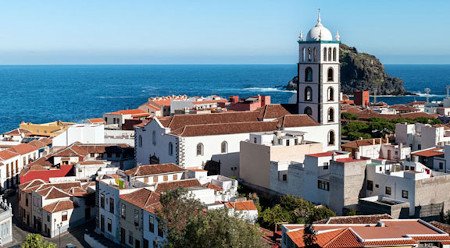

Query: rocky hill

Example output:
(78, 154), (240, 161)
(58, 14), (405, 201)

(286, 43), (406, 95)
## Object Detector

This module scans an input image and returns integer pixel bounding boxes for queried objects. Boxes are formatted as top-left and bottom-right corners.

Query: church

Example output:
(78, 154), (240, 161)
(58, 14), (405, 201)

(135, 13), (341, 177)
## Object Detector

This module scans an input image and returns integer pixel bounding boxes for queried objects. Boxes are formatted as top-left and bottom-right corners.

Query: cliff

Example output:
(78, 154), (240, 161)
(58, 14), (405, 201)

(286, 44), (406, 95)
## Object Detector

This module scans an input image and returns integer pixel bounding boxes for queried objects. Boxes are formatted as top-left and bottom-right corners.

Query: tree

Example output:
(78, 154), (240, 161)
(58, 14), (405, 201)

(261, 204), (291, 228)
(341, 112), (358, 120)
(158, 189), (265, 248)
(22, 234), (56, 248)
(182, 209), (264, 248)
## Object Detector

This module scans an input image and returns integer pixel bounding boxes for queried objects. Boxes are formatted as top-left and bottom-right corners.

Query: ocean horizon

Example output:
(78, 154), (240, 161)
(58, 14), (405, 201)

(1, 64), (450, 133)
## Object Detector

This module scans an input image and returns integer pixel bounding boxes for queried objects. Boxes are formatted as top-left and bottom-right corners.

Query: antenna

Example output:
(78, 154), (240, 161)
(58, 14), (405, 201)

(424, 88), (431, 103)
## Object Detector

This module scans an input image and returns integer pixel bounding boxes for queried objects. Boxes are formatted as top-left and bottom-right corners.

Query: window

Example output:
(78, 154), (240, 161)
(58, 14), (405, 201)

(328, 47), (332, 61)
(282, 174), (287, 181)
(367, 180), (374, 191)
(121, 203), (126, 219)
(196, 143), (204, 156)
(129, 231), (134, 245)
(317, 180), (330, 191)
(100, 193), (105, 209)
(149, 215), (155, 233)
(323, 47), (327, 61)
(303, 106), (313, 117)
(221, 141), (228, 153)
(153, 176), (159, 183)
(168, 142), (174, 156)
(313, 47), (317, 62)
(439, 162), (444, 170)
(327, 108), (335, 122)
(109, 198), (114, 214)
(305, 67), (313, 82)
(385, 186), (392, 195)
(333, 47), (337, 61)
(286, 140), (290, 146)
(328, 130), (335, 146)
(253, 137), (257, 143)
(304, 86), (312, 101)
(327, 87), (334, 101)
(323, 162), (329, 170)
(107, 218), (112, 232)
(173, 174), (178, 180)
(327, 67), (334, 81)
(62, 211), (68, 221)
(157, 219), (164, 237)
(307, 48), (312, 62)
(163, 175), (168, 181)
(47, 214), (50, 222)
(152, 131), (156, 145)
(138, 135), (142, 147)
(134, 209), (139, 226)
(402, 190), (408, 199)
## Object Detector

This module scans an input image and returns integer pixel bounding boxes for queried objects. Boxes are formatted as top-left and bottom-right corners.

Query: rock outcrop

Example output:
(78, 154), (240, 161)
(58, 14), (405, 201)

(286, 44), (406, 95)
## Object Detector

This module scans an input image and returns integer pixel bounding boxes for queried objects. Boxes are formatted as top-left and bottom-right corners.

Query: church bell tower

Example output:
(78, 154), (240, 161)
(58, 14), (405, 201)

(297, 10), (341, 149)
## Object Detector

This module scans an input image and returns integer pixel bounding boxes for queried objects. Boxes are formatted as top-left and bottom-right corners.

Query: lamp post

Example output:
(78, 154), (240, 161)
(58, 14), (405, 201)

(54, 219), (62, 248)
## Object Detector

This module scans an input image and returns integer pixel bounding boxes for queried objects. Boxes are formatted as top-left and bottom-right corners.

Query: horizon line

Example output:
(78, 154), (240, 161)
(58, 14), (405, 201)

(0, 63), (449, 66)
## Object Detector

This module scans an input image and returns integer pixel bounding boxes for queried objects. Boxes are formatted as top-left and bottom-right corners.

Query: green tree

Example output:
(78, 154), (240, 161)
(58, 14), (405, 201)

(22, 234), (56, 248)
(341, 112), (358, 120)
(261, 204), (291, 228)
(159, 189), (265, 248)
(347, 131), (372, 140)
(182, 209), (264, 248)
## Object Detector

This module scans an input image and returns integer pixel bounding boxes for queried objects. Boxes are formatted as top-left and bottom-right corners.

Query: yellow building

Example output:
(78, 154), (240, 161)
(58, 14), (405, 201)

(19, 121), (74, 137)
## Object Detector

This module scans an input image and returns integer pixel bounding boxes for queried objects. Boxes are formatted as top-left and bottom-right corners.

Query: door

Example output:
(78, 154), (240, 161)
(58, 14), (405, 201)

(135, 239), (141, 248)
(387, 150), (392, 160)
(120, 228), (126, 244)
(85, 207), (91, 219)
(143, 239), (149, 248)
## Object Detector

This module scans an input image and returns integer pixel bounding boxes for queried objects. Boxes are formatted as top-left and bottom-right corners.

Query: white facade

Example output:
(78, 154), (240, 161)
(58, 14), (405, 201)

(104, 129), (134, 147)
(396, 123), (450, 151)
(297, 14), (340, 151)
(53, 124), (104, 147)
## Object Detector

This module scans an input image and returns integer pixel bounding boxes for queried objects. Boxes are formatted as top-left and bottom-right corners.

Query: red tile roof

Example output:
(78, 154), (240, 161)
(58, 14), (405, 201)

(43, 200), (76, 213)
(120, 188), (161, 213)
(411, 148), (444, 157)
(341, 138), (387, 149)
(8, 143), (37, 155)
(20, 164), (74, 184)
(0, 149), (18, 160)
(3, 128), (31, 136)
(225, 200), (257, 211)
(109, 109), (149, 117)
(172, 121), (280, 137)
(87, 118), (106, 124)
(124, 163), (185, 176)
(154, 179), (201, 193)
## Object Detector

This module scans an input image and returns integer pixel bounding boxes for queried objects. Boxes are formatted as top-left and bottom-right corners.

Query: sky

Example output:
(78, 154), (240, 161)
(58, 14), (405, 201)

(0, 0), (449, 65)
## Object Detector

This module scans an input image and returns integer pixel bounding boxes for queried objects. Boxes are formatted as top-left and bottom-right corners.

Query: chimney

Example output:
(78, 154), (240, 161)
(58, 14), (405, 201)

(229, 96), (239, 104)
(331, 152), (336, 161)
(372, 139), (375, 145)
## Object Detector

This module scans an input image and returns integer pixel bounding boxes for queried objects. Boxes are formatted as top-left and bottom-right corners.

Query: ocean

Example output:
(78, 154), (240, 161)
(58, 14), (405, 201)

(1, 64), (450, 133)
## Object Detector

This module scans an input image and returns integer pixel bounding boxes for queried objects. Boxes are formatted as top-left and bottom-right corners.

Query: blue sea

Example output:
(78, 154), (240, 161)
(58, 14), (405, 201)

(1, 64), (450, 133)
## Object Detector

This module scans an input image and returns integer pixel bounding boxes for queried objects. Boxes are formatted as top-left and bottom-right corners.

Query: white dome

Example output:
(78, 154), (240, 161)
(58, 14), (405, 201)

(305, 13), (333, 41)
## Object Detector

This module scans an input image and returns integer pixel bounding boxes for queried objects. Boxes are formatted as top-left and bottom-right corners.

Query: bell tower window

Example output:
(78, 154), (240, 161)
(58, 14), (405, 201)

(323, 47), (327, 61)
(327, 87), (334, 101)
(305, 67), (313, 82)
(328, 130), (335, 145)
(327, 108), (335, 122)
(304, 87), (312, 101)
(333, 47), (337, 61)
(327, 67), (334, 82)
(304, 107), (313, 116)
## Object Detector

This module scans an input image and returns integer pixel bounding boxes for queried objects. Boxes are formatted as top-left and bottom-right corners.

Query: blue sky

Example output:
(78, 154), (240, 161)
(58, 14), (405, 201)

(0, 0), (449, 64)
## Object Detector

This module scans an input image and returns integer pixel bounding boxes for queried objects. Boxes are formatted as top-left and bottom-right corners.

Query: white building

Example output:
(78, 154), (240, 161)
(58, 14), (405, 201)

(296, 12), (341, 149)
(0, 196), (13, 246)
(103, 109), (149, 129)
(341, 138), (411, 160)
(135, 105), (338, 177)
(395, 123), (450, 151)
(53, 123), (105, 147)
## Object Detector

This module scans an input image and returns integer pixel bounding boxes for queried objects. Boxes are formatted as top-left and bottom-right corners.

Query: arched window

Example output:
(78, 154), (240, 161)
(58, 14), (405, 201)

(305, 67), (313, 82)
(328, 130), (335, 146)
(168, 142), (174, 156)
(304, 107), (313, 116)
(313, 47), (317, 62)
(327, 108), (335, 122)
(327, 87), (334, 101)
(152, 131), (156, 145)
(304, 86), (312, 101)
(196, 143), (204, 156)
(307, 48), (312, 62)
(333, 47), (337, 61)
(323, 47), (327, 61)
(221, 141), (228, 153)
(138, 135), (142, 147)
(327, 67), (334, 82)
(328, 47), (332, 61)
(302, 47), (306, 62)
